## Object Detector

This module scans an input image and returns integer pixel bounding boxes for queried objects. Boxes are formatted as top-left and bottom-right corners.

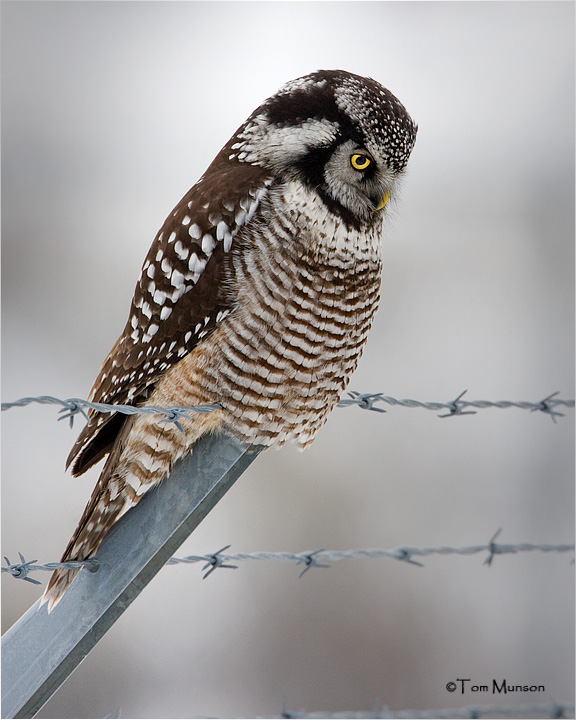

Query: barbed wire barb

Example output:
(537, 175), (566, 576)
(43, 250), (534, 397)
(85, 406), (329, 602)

(484, 528), (505, 566)
(3, 553), (41, 586)
(531, 391), (565, 424)
(201, 545), (238, 579)
(296, 549), (331, 578)
(389, 548), (425, 567)
(437, 389), (477, 418)
(57, 400), (90, 428)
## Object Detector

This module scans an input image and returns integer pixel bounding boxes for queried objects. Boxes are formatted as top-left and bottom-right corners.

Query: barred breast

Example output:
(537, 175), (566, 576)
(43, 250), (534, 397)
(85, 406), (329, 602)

(147, 182), (383, 450)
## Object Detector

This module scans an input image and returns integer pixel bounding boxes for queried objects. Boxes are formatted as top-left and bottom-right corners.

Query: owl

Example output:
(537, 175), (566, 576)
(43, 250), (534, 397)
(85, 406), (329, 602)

(42, 70), (417, 610)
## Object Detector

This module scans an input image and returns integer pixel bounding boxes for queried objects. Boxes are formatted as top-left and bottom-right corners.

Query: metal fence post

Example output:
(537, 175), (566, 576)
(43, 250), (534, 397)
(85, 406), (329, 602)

(1, 432), (259, 719)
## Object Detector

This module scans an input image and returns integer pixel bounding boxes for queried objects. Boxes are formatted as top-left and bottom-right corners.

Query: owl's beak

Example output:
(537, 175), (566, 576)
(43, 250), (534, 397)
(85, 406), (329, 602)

(374, 191), (390, 211)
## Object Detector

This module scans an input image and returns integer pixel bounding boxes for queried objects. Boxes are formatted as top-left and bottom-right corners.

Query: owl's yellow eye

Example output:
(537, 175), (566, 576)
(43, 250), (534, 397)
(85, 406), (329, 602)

(350, 153), (372, 171)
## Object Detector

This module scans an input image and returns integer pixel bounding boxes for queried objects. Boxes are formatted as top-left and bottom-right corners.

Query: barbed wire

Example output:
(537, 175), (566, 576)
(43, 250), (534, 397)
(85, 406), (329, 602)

(337, 390), (575, 423)
(4, 395), (573, 719)
(0, 395), (221, 431)
(3, 531), (573, 585)
(105, 701), (576, 719)
(266, 701), (575, 719)
(2, 390), (574, 428)
(1, 553), (99, 586)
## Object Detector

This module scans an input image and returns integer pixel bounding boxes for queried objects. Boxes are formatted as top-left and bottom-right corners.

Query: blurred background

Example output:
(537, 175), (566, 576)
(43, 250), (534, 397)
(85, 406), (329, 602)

(2, 2), (574, 718)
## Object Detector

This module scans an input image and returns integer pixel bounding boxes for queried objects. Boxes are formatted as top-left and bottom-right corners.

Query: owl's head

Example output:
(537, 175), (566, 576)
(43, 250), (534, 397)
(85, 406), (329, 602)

(227, 70), (417, 228)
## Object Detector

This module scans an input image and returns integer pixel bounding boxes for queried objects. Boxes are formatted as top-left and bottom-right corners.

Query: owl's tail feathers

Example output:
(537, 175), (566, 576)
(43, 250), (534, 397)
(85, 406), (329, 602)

(41, 405), (223, 611)
(39, 416), (136, 612)
(40, 511), (124, 613)
(40, 467), (132, 612)
(40, 568), (83, 612)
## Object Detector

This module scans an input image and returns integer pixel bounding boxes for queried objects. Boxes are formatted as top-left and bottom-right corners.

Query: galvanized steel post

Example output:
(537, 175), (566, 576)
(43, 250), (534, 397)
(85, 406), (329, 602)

(2, 432), (259, 718)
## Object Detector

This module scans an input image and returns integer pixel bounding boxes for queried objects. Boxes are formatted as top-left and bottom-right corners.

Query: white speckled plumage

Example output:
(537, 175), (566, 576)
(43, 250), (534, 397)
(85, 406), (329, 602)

(42, 69), (416, 610)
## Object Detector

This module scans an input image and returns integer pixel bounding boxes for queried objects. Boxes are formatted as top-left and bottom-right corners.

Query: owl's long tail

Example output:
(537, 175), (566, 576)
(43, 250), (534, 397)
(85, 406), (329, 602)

(40, 408), (223, 612)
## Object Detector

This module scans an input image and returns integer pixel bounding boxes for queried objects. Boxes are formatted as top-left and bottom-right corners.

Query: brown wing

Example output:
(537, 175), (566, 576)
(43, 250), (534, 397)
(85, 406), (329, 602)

(67, 154), (273, 476)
